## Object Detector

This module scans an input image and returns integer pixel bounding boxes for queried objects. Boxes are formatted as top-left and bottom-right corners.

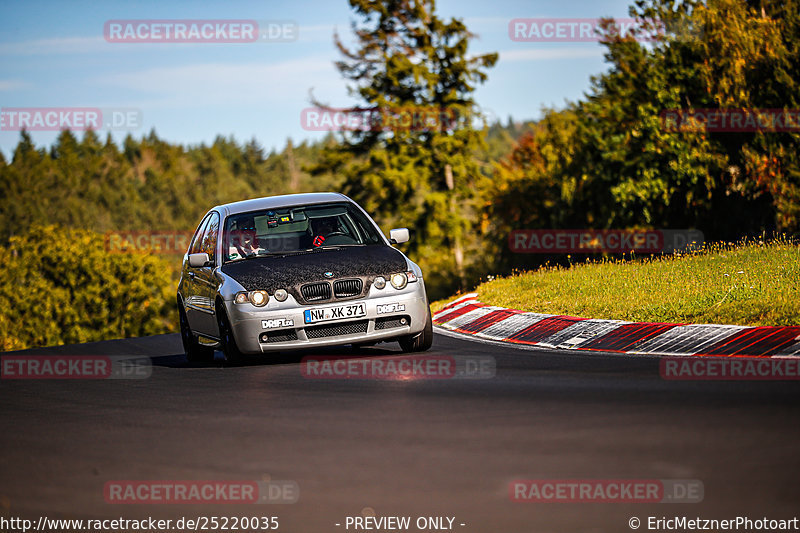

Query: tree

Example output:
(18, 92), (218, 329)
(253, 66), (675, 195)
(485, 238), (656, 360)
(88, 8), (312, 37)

(486, 0), (800, 265)
(311, 0), (497, 297)
(0, 226), (176, 350)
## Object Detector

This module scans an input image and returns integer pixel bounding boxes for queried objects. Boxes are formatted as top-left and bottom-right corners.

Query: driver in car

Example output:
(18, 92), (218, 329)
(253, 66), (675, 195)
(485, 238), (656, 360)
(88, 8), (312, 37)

(311, 217), (337, 247)
(228, 217), (263, 259)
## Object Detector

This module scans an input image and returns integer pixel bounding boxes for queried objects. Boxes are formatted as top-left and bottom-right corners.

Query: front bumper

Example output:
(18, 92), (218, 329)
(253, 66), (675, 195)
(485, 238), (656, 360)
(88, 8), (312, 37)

(224, 280), (429, 354)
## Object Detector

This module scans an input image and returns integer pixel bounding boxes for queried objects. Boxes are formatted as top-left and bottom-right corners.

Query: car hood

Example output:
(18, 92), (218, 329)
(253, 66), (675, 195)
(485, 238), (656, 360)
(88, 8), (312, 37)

(219, 245), (408, 293)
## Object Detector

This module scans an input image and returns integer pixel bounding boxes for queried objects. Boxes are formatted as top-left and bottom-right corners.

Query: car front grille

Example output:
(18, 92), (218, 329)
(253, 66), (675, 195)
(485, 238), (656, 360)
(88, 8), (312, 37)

(301, 282), (332, 302)
(375, 316), (410, 330)
(305, 320), (369, 339)
(333, 279), (363, 298)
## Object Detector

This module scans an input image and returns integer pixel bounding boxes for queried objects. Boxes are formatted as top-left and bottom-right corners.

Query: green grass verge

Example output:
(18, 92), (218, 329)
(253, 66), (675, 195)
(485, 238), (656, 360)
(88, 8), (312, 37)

(432, 238), (800, 327)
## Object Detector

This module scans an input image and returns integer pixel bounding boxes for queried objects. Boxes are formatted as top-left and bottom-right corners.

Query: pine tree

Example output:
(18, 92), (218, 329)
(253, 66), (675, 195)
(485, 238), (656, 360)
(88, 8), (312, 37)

(312, 0), (497, 296)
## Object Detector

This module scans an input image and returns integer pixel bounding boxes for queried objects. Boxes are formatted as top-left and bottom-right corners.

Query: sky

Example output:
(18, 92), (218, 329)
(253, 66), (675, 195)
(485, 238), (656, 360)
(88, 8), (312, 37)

(0, 0), (638, 158)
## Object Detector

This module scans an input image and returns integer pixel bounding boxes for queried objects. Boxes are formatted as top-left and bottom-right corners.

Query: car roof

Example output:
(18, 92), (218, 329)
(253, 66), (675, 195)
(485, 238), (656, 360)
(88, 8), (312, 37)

(214, 192), (352, 217)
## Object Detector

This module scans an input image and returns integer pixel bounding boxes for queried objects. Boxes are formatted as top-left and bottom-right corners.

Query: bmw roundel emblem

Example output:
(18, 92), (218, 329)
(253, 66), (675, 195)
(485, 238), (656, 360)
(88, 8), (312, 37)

(324, 271), (334, 278)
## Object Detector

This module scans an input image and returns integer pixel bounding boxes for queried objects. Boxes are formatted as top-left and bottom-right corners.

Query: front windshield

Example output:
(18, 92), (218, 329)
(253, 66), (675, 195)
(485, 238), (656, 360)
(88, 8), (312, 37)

(223, 202), (384, 263)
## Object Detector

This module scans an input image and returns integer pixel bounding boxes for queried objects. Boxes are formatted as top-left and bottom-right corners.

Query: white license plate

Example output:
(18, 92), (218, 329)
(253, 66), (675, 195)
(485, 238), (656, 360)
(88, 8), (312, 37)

(304, 303), (366, 324)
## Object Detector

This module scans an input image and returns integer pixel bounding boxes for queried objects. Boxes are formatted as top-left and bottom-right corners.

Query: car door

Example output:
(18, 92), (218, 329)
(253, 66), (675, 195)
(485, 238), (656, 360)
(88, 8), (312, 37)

(192, 211), (221, 336)
(183, 214), (211, 333)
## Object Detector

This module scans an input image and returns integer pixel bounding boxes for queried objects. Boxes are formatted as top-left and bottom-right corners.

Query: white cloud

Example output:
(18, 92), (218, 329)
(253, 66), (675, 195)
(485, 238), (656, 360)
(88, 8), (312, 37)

(295, 23), (345, 44)
(499, 47), (603, 63)
(0, 79), (28, 91)
(95, 55), (348, 108)
(0, 36), (105, 56)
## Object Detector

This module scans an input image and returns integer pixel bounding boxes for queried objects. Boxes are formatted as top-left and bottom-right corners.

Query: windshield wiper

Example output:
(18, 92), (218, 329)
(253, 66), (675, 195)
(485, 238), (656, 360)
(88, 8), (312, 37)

(317, 244), (365, 249)
(261, 248), (316, 256)
(230, 245), (364, 260)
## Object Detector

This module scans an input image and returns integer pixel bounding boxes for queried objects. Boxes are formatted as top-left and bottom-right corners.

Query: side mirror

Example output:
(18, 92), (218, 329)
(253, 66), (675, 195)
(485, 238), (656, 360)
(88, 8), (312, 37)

(389, 228), (410, 244)
(188, 252), (211, 268)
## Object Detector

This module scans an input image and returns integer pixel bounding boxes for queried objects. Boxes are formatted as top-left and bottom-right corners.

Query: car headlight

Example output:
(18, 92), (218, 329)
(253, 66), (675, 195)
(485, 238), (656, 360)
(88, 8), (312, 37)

(249, 290), (269, 306)
(274, 289), (288, 302)
(373, 276), (386, 290)
(390, 272), (408, 290)
(234, 290), (270, 306)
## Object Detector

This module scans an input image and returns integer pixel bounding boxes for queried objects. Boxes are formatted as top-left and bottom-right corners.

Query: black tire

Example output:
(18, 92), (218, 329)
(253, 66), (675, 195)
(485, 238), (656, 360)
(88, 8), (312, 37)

(216, 302), (246, 366)
(399, 306), (433, 353)
(178, 299), (215, 363)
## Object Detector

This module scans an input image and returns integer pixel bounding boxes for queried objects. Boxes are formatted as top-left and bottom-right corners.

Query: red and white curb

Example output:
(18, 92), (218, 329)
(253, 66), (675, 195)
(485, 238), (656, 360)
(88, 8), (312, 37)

(434, 294), (800, 358)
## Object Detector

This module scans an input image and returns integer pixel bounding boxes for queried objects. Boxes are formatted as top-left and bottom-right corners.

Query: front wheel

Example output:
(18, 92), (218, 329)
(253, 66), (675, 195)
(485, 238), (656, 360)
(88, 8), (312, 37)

(399, 307), (433, 353)
(216, 302), (246, 366)
(179, 299), (215, 363)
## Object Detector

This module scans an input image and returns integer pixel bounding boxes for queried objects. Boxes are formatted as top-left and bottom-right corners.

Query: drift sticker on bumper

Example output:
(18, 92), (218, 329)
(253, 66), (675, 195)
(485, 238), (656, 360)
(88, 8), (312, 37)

(377, 303), (406, 314)
(262, 318), (294, 329)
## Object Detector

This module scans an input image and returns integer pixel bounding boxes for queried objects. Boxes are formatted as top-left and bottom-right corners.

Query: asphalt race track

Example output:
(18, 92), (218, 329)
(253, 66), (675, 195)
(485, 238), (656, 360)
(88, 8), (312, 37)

(1, 331), (799, 532)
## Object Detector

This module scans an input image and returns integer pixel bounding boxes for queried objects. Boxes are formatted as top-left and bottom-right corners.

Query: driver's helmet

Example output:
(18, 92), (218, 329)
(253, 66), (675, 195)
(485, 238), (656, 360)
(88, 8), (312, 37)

(311, 216), (337, 236)
(231, 216), (257, 247)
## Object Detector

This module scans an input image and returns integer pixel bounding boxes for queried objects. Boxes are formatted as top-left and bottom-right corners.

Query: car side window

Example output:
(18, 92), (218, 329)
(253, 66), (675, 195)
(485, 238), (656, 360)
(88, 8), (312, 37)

(200, 212), (220, 264)
(189, 215), (211, 255)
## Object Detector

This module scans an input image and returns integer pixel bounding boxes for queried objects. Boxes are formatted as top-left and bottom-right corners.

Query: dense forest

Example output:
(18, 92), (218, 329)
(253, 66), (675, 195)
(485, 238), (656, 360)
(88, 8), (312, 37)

(1, 0), (798, 350)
